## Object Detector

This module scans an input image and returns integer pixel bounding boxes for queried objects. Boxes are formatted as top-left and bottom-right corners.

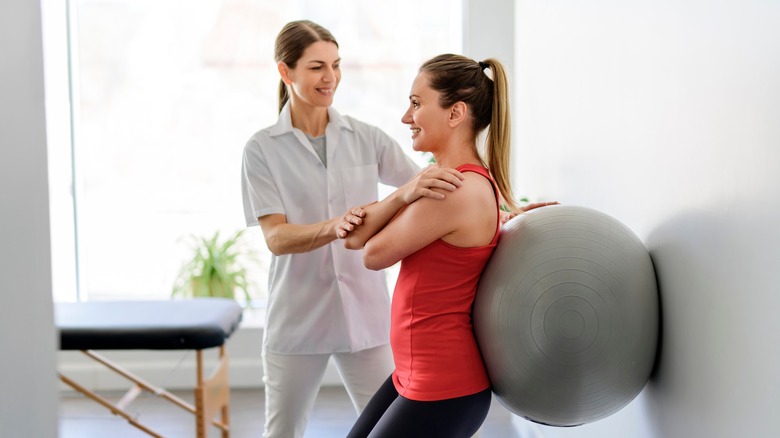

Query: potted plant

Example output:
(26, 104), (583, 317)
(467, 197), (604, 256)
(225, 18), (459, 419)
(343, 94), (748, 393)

(172, 230), (255, 306)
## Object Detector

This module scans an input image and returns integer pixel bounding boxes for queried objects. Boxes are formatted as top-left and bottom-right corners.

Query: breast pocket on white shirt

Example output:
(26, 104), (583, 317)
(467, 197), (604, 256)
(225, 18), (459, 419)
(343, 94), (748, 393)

(341, 164), (379, 208)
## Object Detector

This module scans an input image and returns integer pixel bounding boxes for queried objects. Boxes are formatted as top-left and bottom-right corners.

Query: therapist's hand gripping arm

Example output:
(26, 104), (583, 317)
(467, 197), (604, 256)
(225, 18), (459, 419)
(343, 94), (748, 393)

(341, 165), (464, 251)
(258, 213), (351, 256)
(258, 166), (463, 255)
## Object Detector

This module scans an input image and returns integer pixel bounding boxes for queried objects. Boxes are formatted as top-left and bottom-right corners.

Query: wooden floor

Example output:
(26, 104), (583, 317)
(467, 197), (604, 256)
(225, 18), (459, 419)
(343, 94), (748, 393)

(59, 386), (520, 437)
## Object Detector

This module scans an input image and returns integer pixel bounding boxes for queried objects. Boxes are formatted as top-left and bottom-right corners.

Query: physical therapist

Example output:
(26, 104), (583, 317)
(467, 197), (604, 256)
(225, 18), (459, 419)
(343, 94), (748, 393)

(240, 20), (464, 438)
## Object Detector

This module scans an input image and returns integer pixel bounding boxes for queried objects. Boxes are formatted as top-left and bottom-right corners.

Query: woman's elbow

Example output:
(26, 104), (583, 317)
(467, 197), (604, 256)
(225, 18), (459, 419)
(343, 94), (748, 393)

(362, 244), (390, 271)
(363, 254), (386, 271)
(343, 235), (363, 251)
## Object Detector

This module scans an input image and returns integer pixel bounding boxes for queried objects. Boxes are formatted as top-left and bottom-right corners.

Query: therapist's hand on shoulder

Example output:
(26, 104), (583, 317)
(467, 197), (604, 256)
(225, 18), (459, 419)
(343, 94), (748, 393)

(335, 166), (464, 240)
(397, 165), (465, 204)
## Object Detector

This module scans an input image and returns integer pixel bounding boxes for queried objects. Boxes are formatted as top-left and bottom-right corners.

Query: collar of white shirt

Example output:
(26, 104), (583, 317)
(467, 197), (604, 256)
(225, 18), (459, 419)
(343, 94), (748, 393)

(270, 102), (355, 137)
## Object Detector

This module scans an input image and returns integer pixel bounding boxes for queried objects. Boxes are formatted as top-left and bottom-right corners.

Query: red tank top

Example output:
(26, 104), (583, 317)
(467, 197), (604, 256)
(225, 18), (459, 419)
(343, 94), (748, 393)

(390, 163), (499, 401)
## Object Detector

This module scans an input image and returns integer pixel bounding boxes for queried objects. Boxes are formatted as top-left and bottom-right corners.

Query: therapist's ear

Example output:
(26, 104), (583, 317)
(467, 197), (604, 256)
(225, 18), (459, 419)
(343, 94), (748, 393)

(278, 62), (293, 85)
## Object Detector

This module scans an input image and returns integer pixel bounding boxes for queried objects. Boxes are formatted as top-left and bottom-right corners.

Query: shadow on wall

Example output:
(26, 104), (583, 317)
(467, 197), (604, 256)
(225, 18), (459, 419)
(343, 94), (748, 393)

(642, 207), (780, 438)
(647, 252), (664, 384)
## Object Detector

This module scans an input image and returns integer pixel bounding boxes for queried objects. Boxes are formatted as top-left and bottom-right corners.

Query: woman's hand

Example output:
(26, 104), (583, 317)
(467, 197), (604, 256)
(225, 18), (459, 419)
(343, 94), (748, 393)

(501, 201), (560, 224)
(396, 165), (465, 205)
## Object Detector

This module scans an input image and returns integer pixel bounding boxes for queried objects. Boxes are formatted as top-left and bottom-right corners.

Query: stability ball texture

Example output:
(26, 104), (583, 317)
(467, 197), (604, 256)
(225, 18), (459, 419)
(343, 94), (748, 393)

(474, 205), (658, 427)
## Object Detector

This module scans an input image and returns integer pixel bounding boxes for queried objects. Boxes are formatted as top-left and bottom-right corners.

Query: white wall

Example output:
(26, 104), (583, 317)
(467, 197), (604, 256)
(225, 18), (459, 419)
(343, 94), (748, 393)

(464, 0), (515, 73)
(512, 1), (780, 437)
(463, 0), (519, 179)
(0, 0), (59, 436)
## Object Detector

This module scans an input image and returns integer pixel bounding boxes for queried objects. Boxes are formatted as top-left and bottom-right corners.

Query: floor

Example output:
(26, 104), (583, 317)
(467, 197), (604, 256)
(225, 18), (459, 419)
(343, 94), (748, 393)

(59, 386), (520, 437)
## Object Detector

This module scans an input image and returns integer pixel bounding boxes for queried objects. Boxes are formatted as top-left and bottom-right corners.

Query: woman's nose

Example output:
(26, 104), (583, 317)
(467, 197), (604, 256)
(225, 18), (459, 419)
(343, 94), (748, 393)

(401, 108), (412, 124)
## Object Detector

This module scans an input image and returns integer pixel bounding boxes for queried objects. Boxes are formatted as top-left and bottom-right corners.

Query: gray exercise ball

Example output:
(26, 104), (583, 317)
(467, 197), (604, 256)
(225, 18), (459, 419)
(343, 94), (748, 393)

(474, 205), (658, 427)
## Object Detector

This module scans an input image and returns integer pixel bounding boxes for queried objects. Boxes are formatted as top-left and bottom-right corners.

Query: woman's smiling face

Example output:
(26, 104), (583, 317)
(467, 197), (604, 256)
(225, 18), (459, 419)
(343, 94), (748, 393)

(401, 72), (452, 153)
(284, 40), (341, 108)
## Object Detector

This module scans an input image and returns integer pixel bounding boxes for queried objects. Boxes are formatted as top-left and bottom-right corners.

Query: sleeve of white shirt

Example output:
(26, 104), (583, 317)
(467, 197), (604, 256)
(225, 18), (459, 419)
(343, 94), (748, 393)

(373, 127), (421, 188)
(241, 138), (285, 227)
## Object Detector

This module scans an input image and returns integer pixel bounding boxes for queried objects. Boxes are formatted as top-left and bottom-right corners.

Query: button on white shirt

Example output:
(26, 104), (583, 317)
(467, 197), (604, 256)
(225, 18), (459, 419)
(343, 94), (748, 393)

(241, 103), (420, 354)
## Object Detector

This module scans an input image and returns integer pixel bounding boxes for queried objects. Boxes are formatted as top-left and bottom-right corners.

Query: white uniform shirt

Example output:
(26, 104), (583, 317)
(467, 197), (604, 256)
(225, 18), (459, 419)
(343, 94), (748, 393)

(241, 103), (420, 354)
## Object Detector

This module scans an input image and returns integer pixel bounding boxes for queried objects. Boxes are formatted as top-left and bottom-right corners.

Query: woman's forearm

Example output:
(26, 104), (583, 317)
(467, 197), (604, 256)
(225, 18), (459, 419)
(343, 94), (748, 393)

(343, 191), (407, 250)
(341, 165), (465, 250)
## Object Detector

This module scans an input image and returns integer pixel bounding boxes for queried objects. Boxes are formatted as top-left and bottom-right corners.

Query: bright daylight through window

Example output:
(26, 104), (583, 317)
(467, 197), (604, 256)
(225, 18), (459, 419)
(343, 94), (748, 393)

(45, 0), (462, 306)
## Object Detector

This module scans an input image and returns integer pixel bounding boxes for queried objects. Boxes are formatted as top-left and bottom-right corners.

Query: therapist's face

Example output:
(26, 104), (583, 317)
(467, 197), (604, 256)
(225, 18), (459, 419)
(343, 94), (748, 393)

(281, 41), (341, 109)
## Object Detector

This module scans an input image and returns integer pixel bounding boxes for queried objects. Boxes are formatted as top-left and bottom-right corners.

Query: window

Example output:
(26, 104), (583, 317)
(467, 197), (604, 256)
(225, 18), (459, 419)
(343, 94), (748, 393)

(45, 0), (462, 303)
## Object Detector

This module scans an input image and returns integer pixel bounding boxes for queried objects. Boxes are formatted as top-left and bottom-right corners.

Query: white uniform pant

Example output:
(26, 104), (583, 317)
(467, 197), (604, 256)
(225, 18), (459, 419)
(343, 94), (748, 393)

(262, 344), (394, 438)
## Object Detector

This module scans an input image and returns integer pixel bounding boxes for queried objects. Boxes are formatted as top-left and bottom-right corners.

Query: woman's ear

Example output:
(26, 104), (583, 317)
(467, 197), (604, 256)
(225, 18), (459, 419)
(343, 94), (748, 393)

(448, 101), (468, 127)
(278, 62), (293, 85)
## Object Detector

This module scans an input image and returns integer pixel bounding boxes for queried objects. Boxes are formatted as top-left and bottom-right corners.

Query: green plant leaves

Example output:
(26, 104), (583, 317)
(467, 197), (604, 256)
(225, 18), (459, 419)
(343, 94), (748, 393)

(172, 229), (256, 306)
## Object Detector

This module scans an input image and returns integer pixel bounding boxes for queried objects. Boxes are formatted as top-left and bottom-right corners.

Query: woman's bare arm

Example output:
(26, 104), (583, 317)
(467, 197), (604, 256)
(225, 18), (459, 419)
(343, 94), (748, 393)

(342, 165), (464, 250)
(360, 172), (495, 270)
(259, 166), (464, 255)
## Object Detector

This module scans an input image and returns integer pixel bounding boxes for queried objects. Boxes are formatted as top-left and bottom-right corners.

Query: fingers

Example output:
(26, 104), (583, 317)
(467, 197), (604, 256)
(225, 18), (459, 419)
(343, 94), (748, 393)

(522, 201), (560, 212)
(500, 211), (514, 224)
(337, 207), (366, 239)
(400, 166), (467, 204)
(336, 220), (355, 239)
(502, 201), (560, 225)
(421, 177), (460, 193)
(420, 188), (446, 200)
(439, 168), (466, 185)
(350, 207), (366, 218)
(415, 167), (465, 201)
(424, 167), (465, 188)
(345, 207), (365, 224)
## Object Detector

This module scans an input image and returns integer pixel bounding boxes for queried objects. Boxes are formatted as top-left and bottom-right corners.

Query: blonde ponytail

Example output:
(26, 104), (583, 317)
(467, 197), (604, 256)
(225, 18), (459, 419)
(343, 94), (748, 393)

(482, 59), (516, 210)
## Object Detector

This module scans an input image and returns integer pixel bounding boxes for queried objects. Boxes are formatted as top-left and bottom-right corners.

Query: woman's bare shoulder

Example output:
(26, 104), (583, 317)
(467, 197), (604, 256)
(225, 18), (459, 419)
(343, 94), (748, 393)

(437, 170), (497, 246)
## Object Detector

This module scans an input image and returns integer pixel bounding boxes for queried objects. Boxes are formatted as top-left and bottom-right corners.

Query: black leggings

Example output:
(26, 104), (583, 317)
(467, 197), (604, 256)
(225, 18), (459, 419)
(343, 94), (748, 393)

(347, 375), (492, 438)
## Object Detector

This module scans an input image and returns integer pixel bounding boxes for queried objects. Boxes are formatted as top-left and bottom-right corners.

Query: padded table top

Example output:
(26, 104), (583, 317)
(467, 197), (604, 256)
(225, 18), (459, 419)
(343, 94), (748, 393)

(56, 298), (243, 351)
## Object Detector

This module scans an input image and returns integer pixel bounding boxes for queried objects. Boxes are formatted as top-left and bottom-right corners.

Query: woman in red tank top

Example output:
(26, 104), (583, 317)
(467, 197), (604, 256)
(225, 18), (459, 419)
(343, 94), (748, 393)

(342, 54), (553, 437)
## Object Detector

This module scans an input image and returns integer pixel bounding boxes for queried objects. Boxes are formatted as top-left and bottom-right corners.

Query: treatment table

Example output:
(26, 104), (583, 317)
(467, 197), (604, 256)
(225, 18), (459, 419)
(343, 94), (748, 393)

(56, 298), (243, 438)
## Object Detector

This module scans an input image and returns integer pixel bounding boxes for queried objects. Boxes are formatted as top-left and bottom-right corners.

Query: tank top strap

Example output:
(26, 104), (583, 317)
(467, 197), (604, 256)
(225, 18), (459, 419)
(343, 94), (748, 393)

(455, 163), (501, 245)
